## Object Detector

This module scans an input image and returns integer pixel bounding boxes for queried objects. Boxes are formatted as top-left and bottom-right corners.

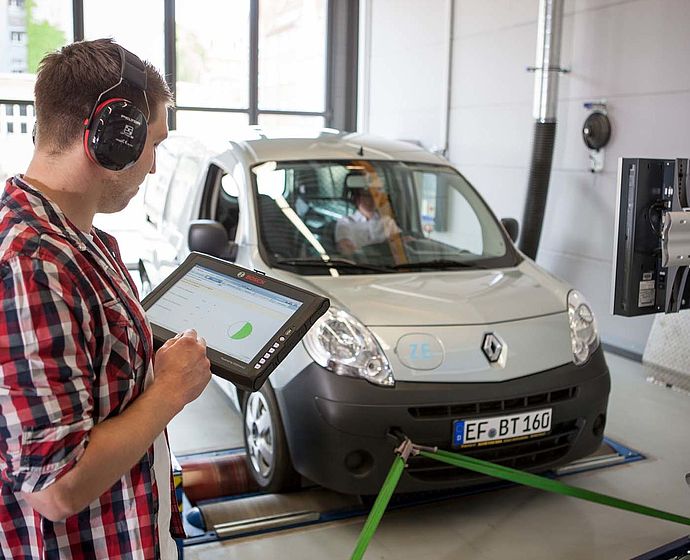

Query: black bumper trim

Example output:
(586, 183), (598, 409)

(277, 346), (610, 494)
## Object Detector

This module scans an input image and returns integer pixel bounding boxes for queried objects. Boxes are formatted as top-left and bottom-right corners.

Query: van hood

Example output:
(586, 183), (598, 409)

(299, 260), (569, 326)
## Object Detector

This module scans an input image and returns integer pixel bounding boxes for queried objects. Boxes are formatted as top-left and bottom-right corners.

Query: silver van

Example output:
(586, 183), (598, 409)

(140, 129), (610, 494)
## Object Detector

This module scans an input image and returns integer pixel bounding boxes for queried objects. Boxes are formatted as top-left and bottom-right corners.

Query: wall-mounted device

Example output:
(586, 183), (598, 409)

(582, 101), (611, 173)
(611, 158), (690, 316)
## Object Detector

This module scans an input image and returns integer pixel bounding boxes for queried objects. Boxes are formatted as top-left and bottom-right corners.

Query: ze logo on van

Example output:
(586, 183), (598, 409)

(482, 333), (504, 364)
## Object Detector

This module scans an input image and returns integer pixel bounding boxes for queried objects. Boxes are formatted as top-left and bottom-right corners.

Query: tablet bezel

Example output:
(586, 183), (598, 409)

(141, 252), (329, 392)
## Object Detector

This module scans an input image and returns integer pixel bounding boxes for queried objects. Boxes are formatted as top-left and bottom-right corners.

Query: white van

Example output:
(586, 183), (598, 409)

(140, 129), (610, 495)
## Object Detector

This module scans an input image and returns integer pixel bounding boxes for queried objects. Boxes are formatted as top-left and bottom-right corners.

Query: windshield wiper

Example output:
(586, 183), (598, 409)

(390, 259), (487, 270)
(274, 257), (393, 273)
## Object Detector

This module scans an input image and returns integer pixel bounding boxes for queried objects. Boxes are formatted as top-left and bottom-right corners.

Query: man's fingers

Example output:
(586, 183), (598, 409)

(197, 336), (207, 349)
(181, 329), (198, 339)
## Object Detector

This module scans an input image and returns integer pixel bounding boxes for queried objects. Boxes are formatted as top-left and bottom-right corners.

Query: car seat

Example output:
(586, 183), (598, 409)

(257, 194), (312, 259)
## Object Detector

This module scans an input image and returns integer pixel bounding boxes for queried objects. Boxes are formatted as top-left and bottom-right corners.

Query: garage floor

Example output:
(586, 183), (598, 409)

(168, 353), (690, 560)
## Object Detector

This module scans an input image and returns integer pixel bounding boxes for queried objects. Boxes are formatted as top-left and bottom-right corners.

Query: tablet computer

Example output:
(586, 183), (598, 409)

(141, 252), (330, 392)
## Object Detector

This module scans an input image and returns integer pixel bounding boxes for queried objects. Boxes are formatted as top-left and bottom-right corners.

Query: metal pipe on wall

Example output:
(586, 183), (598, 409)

(519, 0), (565, 259)
(440, 0), (455, 155)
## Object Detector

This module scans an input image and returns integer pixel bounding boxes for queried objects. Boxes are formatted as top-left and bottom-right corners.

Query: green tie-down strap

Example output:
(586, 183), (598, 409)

(351, 444), (690, 560)
(421, 448), (690, 527)
(351, 455), (406, 560)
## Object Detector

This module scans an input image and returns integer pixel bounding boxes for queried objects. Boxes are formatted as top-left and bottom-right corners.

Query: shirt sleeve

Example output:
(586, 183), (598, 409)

(334, 218), (353, 244)
(0, 255), (95, 494)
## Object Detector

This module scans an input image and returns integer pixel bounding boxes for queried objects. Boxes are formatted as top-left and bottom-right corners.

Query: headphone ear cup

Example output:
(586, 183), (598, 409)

(85, 99), (148, 171)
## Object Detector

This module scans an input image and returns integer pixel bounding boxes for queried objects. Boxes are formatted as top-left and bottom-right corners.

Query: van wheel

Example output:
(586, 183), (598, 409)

(242, 383), (300, 493)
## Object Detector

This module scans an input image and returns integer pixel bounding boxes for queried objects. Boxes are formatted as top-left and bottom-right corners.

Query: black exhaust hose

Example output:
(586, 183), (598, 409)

(519, 121), (557, 259)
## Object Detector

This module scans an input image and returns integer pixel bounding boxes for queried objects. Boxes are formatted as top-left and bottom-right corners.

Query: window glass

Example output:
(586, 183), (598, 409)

(254, 160), (514, 275)
(163, 153), (204, 227)
(142, 139), (179, 226)
(83, 0), (164, 72)
(221, 174), (240, 198)
(175, 0), (250, 109)
(0, 0), (72, 179)
(216, 173), (241, 241)
(175, 110), (249, 137)
(258, 0), (327, 112)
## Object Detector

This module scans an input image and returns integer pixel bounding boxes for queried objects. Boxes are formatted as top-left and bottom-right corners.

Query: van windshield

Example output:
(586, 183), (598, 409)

(253, 160), (520, 275)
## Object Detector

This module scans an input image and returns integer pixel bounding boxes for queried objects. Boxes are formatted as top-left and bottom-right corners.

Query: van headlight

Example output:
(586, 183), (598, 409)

(568, 290), (600, 365)
(303, 307), (395, 387)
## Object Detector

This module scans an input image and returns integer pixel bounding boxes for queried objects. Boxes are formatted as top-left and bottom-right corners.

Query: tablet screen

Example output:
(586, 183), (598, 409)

(146, 264), (303, 364)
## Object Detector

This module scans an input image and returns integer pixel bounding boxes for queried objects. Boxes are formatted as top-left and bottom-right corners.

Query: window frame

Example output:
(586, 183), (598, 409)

(0, 1), (357, 142)
(161, 0), (357, 131)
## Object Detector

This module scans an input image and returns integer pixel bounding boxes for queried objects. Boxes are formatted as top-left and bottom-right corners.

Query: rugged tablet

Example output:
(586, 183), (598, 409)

(141, 252), (330, 392)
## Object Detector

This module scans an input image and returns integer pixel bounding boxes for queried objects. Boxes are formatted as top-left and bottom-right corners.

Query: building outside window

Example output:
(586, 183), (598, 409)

(173, 0), (329, 136)
(0, 0), (72, 179)
(0, 1), (352, 256)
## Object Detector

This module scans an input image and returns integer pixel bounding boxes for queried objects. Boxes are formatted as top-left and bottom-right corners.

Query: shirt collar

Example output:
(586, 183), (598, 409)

(8, 175), (93, 252)
(352, 209), (380, 222)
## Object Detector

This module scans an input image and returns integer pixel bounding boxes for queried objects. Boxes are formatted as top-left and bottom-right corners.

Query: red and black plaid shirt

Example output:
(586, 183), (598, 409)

(0, 177), (184, 559)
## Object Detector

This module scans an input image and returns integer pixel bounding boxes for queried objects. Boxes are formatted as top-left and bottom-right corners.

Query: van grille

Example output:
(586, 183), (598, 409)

(405, 420), (579, 482)
(407, 386), (578, 420)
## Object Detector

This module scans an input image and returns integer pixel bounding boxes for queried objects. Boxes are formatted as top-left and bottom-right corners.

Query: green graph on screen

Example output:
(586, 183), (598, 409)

(228, 321), (253, 340)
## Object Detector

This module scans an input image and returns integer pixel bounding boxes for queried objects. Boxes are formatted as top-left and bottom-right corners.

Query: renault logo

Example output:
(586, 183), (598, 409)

(482, 333), (505, 364)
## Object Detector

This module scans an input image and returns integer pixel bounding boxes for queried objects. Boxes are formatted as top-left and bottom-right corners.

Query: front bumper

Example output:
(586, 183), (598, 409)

(277, 346), (610, 495)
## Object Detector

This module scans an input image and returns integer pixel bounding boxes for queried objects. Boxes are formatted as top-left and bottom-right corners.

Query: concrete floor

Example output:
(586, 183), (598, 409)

(168, 353), (690, 559)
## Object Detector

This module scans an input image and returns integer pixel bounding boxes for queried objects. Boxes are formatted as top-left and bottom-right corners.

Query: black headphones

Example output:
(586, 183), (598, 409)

(82, 46), (149, 171)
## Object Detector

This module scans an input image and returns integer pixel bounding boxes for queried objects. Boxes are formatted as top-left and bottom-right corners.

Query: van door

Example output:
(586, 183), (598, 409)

(198, 163), (242, 254)
(161, 152), (205, 256)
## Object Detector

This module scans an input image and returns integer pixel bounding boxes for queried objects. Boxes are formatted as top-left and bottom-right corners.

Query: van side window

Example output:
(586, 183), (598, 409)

(143, 141), (177, 226)
(217, 173), (240, 241)
(163, 154), (203, 228)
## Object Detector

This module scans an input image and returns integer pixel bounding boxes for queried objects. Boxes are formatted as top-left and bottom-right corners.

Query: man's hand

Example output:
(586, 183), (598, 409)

(337, 238), (358, 256)
(153, 329), (211, 414)
(20, 329), (211, 522)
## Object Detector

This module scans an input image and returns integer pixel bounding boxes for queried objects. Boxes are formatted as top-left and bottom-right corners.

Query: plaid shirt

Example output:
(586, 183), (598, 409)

(0, 177), (184, 559)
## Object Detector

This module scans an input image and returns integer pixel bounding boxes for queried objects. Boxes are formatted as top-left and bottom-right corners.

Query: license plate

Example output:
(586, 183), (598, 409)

(452, 408), (552, 448)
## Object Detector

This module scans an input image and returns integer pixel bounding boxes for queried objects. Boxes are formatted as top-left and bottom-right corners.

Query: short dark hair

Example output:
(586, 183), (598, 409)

(34, 38), (173, 152)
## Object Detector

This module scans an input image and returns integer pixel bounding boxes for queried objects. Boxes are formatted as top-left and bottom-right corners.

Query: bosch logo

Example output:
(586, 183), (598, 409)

(244, 273), (266, 286)
(237, 271), (246, 278)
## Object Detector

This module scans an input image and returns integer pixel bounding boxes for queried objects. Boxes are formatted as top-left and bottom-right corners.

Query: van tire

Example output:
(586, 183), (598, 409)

(242, 383), (301, 493)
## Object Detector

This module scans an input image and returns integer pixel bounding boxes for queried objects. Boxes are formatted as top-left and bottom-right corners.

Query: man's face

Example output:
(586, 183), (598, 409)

(98, 104), (169, 213)
(356, 188), (381, 214)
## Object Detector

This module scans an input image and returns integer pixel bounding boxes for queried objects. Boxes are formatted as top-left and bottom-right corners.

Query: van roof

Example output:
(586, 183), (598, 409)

(225, 128), (448, 165)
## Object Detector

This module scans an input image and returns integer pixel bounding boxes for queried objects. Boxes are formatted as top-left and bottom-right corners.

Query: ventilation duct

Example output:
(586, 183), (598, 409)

(519, 0), (566, 259)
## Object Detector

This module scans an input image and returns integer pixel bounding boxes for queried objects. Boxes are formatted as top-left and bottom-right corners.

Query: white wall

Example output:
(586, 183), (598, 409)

(360, 0), (690, 355)
(358, 0), (451, 150)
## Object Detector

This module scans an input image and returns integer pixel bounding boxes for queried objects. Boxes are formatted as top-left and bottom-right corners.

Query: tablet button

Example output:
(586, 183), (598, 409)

(268, 348), (275, 354)
(254, 364), (261, 369)
(279, 336), (285, 342)
(259, 358), (266, 364)
(263, 353), (270, 359)
(273, 343), (280, 349)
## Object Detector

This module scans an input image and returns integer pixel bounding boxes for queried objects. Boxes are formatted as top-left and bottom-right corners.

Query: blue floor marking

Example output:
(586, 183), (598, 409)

(180, 436), (646, 548)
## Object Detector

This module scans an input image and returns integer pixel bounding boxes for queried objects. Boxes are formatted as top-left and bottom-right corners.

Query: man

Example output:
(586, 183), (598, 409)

(0, 39), (211, 559)
(335, 182), (402, 256)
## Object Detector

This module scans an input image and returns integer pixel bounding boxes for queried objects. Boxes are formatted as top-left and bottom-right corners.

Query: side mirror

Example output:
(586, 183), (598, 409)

(137, 258), (152, 297)
(188, 220), (238, 261)
(501, 218), (519, 243)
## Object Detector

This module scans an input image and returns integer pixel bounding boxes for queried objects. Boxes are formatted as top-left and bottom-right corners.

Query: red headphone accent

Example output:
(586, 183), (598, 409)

(83, 97), (128, 166)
